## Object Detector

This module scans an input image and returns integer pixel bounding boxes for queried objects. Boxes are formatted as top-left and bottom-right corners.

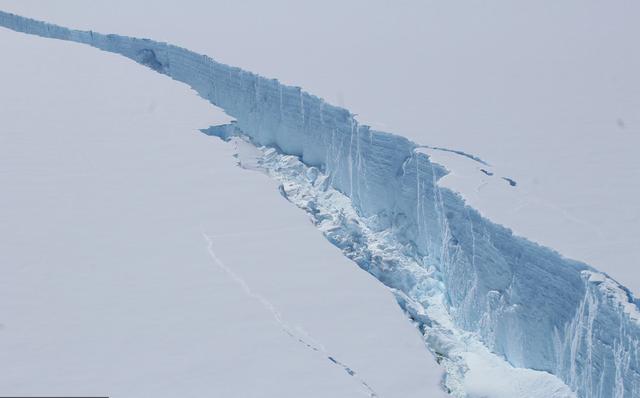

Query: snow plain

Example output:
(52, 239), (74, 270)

(0, 28), (447, 397)
(1, 1), (639, 397)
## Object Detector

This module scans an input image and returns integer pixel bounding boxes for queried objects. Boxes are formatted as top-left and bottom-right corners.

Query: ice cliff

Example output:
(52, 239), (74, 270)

(2, 10), (639, 397)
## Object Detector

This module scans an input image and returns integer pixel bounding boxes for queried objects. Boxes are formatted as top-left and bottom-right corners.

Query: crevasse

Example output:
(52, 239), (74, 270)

(1, 10), (639, 397)
(227, 137), (576, 397)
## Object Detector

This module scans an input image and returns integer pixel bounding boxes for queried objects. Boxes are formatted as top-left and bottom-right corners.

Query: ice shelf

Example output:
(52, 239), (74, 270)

(2, 10), (639, 397)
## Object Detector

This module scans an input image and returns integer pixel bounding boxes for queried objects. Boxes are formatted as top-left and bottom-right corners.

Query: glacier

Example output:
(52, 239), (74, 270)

(1, 10), (639, 397)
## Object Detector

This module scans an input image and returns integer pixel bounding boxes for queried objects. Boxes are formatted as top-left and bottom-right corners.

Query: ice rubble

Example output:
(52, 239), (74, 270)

(1, 10), (639, 397)
(225, 136), (576, 397)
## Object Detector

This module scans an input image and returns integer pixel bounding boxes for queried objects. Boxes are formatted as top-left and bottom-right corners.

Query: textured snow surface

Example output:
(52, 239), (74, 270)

(2, 7), (639, 398)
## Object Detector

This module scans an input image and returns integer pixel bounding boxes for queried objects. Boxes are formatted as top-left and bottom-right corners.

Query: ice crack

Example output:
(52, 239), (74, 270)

(2, 10), (639, 396)
(202, 231), (378, 397)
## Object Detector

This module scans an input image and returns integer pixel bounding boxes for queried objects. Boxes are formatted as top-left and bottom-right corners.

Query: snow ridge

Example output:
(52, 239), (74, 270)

(1, 10), (639, 397)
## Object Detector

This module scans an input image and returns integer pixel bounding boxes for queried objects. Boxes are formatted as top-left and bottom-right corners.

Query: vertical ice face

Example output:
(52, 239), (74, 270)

(2, 10), (639, 397)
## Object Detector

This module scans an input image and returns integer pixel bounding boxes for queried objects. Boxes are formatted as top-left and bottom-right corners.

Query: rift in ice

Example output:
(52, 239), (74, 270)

(2, 10), (638, 397)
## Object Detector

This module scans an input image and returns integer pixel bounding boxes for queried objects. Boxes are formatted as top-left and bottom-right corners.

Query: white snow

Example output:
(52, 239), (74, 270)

(0, 29), (447, 397)
(1, 1), (639, 396)
(1, 0), (635, 294)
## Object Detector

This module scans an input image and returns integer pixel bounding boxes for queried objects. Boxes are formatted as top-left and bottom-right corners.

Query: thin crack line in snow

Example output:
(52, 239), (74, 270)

(418, 145), (490, 166)
(201, 231), (378, 397)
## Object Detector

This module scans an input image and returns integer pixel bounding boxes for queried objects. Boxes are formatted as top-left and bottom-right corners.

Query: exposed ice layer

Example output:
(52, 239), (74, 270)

(230, 136), (575, 397)
(1, 10), (639, 398)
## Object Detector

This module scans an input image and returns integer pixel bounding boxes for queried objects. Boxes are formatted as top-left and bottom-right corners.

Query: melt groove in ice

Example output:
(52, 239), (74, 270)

(1, 10), (639, 397)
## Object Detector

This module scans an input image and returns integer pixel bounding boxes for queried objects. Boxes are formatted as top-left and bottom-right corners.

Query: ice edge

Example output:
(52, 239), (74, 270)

(2, 10), (639, 398)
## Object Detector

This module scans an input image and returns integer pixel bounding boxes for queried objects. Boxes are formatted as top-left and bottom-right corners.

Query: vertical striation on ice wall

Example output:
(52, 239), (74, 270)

(1, 10), (639, 397)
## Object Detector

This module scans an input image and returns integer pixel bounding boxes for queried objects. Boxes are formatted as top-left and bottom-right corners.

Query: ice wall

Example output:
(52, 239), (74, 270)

(2, 10), (639, 397)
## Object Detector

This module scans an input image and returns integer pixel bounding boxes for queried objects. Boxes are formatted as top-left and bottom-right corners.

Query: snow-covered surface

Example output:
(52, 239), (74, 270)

(0, 29), (448, 397)
(0, 0), (637, 295)
(1, 2), (639, 397)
